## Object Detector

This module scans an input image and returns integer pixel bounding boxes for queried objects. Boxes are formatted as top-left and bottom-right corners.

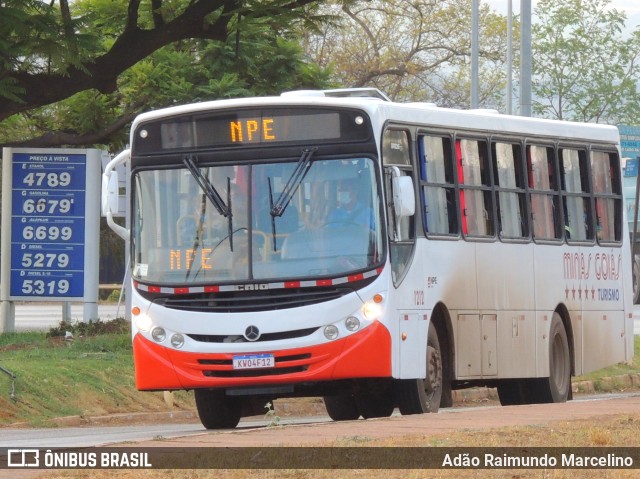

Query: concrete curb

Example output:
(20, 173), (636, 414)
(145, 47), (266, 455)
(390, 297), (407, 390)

(452, 373), (640, 403)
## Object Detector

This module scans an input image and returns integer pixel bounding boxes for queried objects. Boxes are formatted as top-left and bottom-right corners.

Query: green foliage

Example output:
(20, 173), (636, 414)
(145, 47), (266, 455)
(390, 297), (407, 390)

(532, 0), (640, 123)
(0, 0), (332, 148)
(0, 0), (101, 80)
(107, 289), (124, 302)
(301, 0), (509, 107)
(46, 318), (130, 338)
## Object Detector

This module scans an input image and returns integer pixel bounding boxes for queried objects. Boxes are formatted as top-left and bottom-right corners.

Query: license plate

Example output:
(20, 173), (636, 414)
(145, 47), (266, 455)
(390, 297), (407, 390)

(232, 354), (275, 370)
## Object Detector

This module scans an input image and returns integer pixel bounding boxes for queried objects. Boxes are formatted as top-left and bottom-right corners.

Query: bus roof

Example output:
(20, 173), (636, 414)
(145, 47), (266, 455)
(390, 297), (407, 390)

(131, 92), (620, 146)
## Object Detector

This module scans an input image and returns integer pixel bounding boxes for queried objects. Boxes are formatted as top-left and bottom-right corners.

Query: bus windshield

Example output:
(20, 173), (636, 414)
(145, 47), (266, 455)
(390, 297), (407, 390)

(132, 156), (384, 285)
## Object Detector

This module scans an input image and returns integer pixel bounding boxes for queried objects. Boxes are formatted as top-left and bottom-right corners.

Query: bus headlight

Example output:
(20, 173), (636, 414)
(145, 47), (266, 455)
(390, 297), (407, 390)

(362, 299), (383, 321)
(345, 316), (360, 332)
(151, 327), (166, 343)
(324, 325), (339, 340)
(134, 313), (152, 332)
(171, 334), (185, 349)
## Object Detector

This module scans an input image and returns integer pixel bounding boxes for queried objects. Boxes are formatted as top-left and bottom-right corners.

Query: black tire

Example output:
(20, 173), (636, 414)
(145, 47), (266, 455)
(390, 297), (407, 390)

(395, 322), (443, 414)
(355, 393), (395, 419)
(497, 379), (527, 406)
(497, 314), (571, 406)
(633, 258), (640, 305)
(323, 395), (360, 421)
(194, 389), (242, 429)
(538, 313), (571, 403)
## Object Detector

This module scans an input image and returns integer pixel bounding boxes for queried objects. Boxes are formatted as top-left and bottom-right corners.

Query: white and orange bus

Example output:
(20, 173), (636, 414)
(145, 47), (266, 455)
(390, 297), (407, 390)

(102, 89), (634, 428)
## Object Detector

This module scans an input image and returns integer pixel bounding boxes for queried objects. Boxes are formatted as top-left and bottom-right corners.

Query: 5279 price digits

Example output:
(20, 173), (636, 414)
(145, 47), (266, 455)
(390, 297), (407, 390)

(21, 252), (70, 269)
(21, 279), (70, 295)
(22, 198), (74, 214)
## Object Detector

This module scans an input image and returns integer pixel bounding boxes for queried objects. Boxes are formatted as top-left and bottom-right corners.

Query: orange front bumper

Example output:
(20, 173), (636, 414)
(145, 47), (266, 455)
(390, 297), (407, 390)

(133, 321), (392, 391)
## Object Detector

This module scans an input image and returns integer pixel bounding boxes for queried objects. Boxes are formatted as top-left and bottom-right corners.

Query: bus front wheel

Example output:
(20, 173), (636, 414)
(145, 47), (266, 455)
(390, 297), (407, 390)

(194, 389), (242, 429)
(395, 321), (443, 414)
(323, 395), (360, 421)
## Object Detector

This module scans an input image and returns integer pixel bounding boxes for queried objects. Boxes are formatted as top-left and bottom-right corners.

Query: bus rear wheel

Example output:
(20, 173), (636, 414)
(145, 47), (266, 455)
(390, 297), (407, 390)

(497, 313), (571, 405)
(633, 258), (640, 304)
(194, 389), (242, 429)
(538, 313), (571, 403)
(395, 322), (442, 414)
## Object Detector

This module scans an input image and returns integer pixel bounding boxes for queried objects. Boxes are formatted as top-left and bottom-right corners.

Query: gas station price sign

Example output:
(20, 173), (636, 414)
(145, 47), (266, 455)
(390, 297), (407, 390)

(9, 153), (87, 298)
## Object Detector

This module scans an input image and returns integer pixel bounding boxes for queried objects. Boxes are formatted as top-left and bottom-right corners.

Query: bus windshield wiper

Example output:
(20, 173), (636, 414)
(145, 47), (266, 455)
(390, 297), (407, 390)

(183, 155), (235, 252)
(269, 148), (316, 251)
(183, 156), (230, 217)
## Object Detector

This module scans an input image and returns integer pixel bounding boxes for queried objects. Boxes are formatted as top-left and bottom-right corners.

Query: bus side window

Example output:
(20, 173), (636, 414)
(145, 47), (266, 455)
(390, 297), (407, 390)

(419, 135), (457, 236)
(528, 144), (561, 241)
(458, 138), (494, 237)
(560, 147), (593, 242)
(591, 150), (622, 243)
(492, 141), (528, 239)
(382, 129), (415, 285)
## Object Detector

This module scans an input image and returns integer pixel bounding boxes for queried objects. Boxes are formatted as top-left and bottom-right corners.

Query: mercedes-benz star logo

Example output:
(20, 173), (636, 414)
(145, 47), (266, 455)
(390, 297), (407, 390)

(244, 325), (261, 342)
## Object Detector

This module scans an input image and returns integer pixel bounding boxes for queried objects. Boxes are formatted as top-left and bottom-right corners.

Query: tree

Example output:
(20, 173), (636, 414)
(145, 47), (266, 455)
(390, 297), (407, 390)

(0, 0), (332, 147)
(301, 0), (512, 108)
(532, 0), (640, 123)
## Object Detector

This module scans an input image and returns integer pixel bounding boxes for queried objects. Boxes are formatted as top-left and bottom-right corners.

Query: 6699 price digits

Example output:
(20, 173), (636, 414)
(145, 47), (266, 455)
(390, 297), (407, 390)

(21, 279), (70, 295)
(22, 225), (73, 241)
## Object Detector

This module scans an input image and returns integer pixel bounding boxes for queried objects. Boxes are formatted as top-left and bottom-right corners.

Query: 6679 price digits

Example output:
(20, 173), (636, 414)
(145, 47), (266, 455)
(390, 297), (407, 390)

(21, 279), (70, 295)
(22, 198), (73, 214)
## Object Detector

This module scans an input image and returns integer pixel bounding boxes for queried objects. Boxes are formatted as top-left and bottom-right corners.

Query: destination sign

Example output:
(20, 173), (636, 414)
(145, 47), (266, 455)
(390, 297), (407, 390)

(133, 108), (372, 154)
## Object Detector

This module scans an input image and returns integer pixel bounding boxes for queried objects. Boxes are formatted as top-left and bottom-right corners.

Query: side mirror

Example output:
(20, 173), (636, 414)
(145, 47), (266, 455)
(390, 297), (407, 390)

(101, 170), (119, 216)
(101, 149), (130, 241)
(391, 172), (415, 218)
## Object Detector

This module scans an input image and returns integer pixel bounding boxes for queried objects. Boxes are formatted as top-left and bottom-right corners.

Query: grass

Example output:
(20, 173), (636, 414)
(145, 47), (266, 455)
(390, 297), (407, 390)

(0, 321), (638, 427)
(575, 336), (640, 381)
(0, 319), (194, 426)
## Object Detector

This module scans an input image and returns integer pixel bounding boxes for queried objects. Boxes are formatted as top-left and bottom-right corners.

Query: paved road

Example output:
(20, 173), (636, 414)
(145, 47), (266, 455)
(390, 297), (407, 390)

(1, 393), (638, 449)
(11, 302), (123, 332)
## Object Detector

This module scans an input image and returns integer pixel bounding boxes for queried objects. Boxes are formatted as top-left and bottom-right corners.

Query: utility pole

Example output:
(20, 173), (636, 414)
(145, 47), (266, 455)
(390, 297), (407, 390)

(520, 0), (532, 117)
(471, 0), (479, 108)
(506, 0), (513, 115)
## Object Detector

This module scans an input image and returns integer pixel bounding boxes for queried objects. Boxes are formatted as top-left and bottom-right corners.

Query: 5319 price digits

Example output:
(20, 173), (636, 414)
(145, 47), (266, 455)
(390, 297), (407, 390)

(21, 279), (70, 295)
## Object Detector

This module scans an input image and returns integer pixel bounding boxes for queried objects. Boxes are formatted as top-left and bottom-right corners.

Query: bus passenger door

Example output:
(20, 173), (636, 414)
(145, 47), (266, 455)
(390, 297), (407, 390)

(456, 314), (497, 377)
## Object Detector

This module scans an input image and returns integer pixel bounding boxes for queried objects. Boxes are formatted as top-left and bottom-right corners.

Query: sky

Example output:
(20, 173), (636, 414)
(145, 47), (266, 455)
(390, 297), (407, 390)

(484, 0), (640, 36)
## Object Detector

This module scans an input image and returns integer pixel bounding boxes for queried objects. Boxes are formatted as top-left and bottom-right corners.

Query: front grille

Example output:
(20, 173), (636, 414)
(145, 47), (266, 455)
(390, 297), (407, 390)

(188, 327), (318, 343)
(202, 366), (307, 378)
(152, 287), (350, 313)
(199, 353), (312, 378)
